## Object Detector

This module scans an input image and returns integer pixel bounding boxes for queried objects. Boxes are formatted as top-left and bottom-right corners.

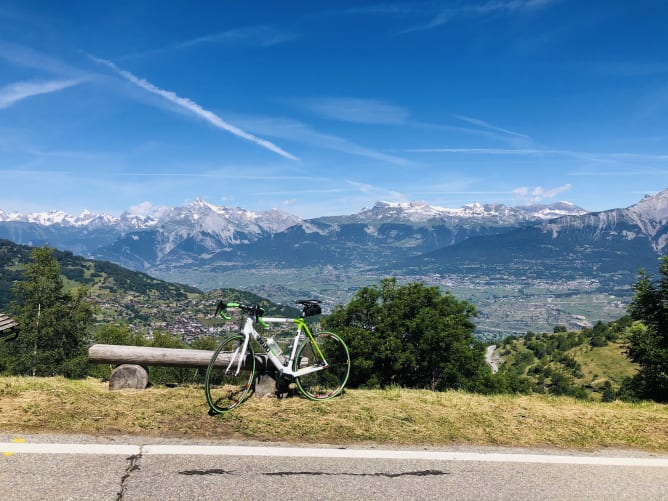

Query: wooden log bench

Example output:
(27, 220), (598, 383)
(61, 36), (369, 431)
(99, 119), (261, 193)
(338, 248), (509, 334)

(87, 344), (280, 396)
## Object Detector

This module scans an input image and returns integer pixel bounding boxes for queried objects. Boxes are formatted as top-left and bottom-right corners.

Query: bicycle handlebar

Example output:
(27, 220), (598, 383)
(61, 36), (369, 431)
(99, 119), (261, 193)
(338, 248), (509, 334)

(215, 300), (268, 326)
(215, 298), (321, 325)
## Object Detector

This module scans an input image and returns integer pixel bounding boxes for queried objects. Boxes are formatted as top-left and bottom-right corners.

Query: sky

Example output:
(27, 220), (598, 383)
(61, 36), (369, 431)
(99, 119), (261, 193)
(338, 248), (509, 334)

(1, 0), (668, 219)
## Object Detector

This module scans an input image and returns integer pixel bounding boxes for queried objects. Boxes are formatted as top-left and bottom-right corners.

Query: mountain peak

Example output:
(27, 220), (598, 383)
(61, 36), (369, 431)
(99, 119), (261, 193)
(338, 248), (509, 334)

(354, 199), (588, 223)
(628, 188), (668, 223)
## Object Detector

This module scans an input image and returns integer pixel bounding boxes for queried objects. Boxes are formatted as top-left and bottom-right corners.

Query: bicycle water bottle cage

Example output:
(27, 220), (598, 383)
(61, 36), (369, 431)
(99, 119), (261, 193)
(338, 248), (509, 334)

(296, 299), (322, 317)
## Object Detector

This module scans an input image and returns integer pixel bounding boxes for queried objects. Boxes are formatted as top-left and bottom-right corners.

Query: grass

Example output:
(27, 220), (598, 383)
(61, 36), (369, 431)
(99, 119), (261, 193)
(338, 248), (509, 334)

(1, 376), (667, 452)
(573, 341), (637, 386)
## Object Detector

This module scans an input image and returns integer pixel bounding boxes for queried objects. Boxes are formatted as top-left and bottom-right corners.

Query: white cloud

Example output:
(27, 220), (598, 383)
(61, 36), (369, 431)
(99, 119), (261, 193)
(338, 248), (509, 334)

(453, 115), (530, 140)
(0, 79), (81, 109)
(89, 55), (298, 161)
(128, 201), (154, 216)
(300, 97), (410, 125)
(400, 0), (559, 34)
(513, 183), (572, 202)
(177, 26), (299, 49)
(233, 115), (410, 165)
(120, 26), (299, 62)
(347, 180), (406, 200)
(408, 147), (545, 155)
(0, 41), (86, 77)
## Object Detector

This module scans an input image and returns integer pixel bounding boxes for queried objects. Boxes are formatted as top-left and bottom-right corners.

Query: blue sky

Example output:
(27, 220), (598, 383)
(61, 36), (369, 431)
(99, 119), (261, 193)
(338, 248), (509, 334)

(1, 0), (667, 219)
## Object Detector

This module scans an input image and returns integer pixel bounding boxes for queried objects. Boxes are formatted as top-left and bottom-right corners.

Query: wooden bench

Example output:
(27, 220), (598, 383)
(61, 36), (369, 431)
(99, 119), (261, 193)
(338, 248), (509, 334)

(87, 344), (279, 396)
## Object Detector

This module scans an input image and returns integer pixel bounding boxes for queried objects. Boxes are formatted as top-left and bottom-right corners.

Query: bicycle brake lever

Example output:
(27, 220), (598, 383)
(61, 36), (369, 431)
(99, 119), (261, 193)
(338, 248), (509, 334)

(214, 300), (233, 320)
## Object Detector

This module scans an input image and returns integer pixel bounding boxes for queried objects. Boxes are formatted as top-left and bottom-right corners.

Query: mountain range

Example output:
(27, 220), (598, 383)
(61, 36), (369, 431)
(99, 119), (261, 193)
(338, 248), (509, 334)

(2, 190), (667, 338)
(0, 198), (589, 271)
(400, 191), (668, 284)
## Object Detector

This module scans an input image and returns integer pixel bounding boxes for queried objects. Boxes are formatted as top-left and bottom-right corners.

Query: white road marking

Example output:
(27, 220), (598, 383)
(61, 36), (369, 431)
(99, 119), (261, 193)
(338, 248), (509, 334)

(1, 442), (667, 468)
(1, 443), (139, 455)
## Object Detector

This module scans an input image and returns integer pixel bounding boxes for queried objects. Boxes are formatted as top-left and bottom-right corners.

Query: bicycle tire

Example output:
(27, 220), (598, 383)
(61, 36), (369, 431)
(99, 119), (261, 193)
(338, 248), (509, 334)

(294, 331), (350, 400)
(205, 334), (255, 413)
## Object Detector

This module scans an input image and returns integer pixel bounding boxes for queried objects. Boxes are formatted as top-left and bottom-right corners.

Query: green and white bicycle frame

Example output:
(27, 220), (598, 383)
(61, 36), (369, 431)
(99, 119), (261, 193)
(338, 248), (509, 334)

(223, 310), (329, 380)
(206, 300), (350, 412)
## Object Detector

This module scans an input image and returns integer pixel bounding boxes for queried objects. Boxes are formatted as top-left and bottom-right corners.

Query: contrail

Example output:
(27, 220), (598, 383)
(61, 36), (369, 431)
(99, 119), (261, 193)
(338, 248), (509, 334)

(454, 115), (530, 139)
(0, 79), (81, 109)
(90, 55), (298, 161)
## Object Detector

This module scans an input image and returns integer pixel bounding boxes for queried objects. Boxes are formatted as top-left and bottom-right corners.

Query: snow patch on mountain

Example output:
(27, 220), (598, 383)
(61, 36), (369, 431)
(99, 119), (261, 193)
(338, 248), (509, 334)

(355, 200), (588, 223)
(0, 209), (117, 227)
(0, 197), (589, 232)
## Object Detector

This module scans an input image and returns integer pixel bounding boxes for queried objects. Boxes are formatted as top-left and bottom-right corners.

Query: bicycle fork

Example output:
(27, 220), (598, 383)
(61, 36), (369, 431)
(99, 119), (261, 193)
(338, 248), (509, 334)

(225, 337), (251, 377)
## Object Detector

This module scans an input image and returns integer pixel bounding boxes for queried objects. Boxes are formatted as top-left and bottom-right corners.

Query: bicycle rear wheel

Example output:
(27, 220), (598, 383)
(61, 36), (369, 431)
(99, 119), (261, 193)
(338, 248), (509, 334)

(294, 331), (350, 400)
(205, 334), (255, 413)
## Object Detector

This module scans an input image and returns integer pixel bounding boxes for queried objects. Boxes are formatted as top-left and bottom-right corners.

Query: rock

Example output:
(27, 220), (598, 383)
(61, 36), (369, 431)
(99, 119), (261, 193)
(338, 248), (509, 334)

(109, 364), (149, 390)
(254, 372), (278, 397)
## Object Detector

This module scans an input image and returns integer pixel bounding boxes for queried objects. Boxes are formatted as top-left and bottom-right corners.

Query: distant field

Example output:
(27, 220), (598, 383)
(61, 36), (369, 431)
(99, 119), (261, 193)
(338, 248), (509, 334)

(1, 377), (666, 452)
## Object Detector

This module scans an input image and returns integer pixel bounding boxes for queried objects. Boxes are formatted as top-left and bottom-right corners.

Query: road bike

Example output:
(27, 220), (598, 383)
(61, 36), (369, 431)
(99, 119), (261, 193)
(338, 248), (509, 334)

(205, 299), (351, 414)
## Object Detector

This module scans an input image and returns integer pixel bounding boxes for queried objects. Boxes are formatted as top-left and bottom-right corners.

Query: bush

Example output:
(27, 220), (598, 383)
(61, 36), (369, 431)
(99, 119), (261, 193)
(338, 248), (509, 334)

(323, 278), (490, 392)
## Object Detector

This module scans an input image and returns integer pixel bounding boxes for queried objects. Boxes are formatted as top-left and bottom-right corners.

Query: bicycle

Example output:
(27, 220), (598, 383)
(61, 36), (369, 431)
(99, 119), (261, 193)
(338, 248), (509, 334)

(205, 299), (351, 414)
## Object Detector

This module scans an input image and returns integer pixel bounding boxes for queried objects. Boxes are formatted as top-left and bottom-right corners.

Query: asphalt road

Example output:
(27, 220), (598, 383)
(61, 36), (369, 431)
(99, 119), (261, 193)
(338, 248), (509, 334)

(2, 434), (667, 500)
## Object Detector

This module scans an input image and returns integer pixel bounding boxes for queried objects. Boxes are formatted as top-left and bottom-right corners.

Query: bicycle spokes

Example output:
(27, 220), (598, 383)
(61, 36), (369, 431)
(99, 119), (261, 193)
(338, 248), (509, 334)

(205, 334), (256, 413)
(294, 331), (350, 400)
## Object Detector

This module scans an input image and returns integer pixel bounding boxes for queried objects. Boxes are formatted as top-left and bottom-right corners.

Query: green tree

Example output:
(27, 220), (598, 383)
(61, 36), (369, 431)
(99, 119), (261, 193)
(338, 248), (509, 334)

(8, 246), (93, 377)
(625, 257), (668, 402)
(601, 380), (616, 402)
(92, 324), (146, 346)
(323, 278), (490, 391)
(88, 324), (147, 380)
(147, 330), (201, 385)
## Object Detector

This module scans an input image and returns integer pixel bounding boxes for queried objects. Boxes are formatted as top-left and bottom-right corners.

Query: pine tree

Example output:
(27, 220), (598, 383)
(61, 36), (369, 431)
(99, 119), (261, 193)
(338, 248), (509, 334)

(8, 246), (93, 377)
(626, 257), (668, 401)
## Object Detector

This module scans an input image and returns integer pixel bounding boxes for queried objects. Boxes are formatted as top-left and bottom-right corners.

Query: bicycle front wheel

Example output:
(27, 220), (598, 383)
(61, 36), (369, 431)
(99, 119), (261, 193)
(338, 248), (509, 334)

(294, 331), (350, 400)
(205, 335), (255, 413)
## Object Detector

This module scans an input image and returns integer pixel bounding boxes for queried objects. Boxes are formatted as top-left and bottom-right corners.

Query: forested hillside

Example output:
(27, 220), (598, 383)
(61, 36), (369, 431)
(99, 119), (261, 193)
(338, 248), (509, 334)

(0, 240), (299, 339)
(0, 239), (200, 309)
(495, 318), (638, 400)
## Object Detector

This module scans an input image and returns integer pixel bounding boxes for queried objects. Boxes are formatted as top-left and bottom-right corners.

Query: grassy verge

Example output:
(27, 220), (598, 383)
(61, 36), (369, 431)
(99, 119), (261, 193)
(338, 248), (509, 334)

(0, 376), (666, 452)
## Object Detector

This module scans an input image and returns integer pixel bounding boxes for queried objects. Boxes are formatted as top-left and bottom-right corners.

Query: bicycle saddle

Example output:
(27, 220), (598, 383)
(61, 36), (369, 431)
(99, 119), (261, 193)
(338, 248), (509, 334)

(296, 299), (322, 317)
(296, 299), (321, 305)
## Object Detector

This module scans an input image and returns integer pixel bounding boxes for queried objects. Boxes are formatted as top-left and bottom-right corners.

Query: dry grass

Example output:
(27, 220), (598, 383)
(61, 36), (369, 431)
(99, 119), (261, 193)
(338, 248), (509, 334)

(1, 376), (666, 451)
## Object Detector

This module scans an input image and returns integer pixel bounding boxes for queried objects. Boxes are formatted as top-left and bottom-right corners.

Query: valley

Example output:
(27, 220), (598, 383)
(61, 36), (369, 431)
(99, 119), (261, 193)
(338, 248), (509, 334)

(2, 190), (667, 341)
(152, 264), (631, 341)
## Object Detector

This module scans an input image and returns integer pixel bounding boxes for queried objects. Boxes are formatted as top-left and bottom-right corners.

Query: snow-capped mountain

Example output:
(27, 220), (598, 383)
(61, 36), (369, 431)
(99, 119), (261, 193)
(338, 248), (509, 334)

(121, 199), (304, 264)
(404, 189), (668, 287)
(0, 208), (117, 227)
(2, 191), (668, 312)
(0, 199), (301, 233)
(0, 196), (587, 272)
(626, 190), (668, 245)
(537, 189), (668, 254)
(314, 200), (587, 225)
(0, 199), (303, 264)
(0, 198), (586, 229)
(3, 192), (666, 281)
